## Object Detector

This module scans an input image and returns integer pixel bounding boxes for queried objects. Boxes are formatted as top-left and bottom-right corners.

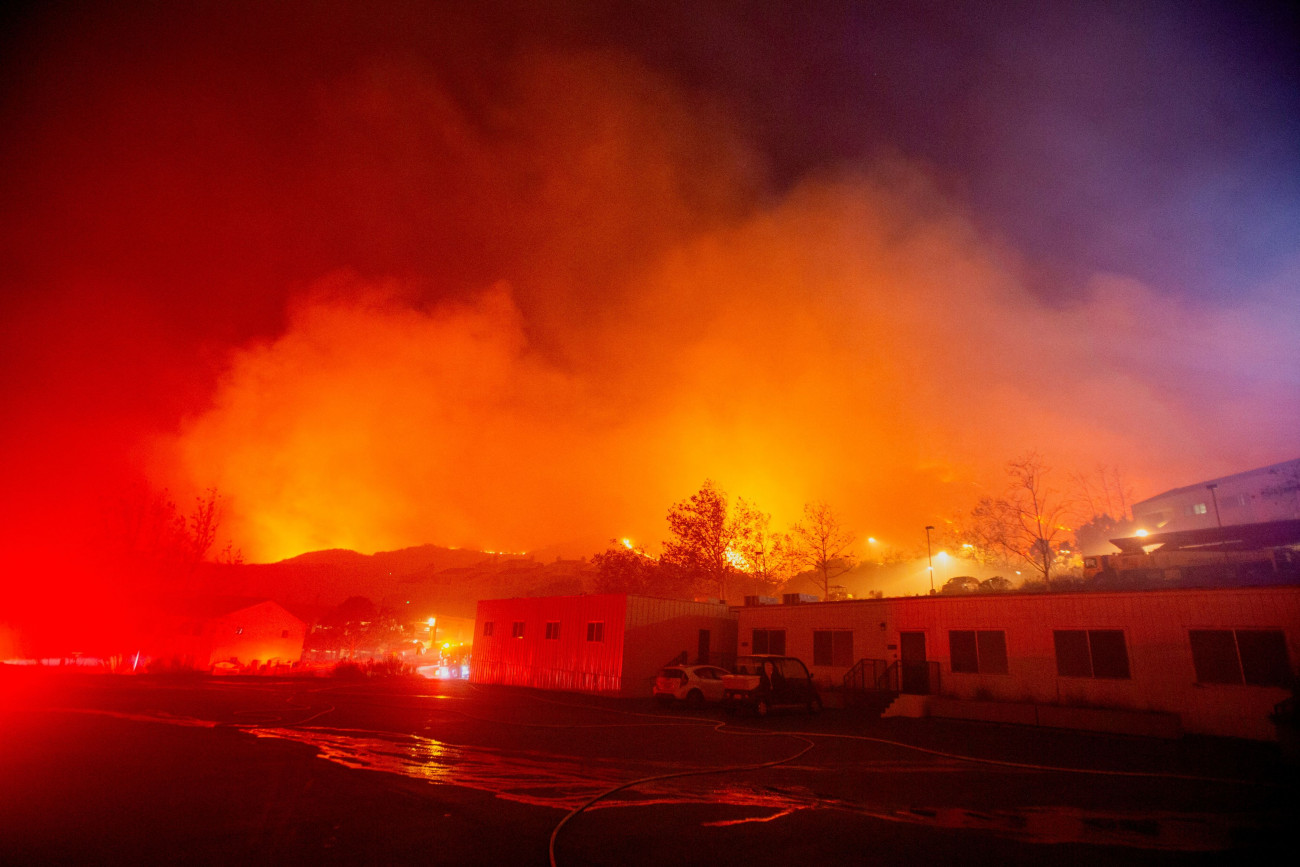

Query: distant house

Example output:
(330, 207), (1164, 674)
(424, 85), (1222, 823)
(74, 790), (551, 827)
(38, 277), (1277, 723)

(152, 597), (307, 671)
(470, 594), (737, 696)
(1132, 458), (1300, 534)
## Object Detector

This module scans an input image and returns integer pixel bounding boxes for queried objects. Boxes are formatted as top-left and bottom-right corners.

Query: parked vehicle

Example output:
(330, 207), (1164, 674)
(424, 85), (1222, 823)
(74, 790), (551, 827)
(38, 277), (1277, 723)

(653, 664), (731, 706)
(722, 655), (822, 717)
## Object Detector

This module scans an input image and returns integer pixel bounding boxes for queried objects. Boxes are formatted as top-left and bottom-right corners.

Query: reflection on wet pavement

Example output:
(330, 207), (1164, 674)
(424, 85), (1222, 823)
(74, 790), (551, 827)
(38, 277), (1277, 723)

(252, 724), (1246, 851)
(250, 725), (640, 808)
(47, 707), (1250, 852)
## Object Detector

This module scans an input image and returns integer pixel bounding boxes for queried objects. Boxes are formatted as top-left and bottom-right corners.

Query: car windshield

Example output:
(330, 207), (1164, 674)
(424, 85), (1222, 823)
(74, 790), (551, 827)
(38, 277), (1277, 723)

(777, 659), (808, 679)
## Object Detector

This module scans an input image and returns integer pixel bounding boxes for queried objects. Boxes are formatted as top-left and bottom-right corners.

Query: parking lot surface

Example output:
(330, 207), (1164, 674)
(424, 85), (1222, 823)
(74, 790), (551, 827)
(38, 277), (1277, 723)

(0, 672), (1290, 865)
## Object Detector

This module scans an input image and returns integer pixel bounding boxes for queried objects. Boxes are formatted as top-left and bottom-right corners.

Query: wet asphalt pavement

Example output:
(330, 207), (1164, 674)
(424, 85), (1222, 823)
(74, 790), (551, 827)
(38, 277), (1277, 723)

(0, 671), (1291, 865)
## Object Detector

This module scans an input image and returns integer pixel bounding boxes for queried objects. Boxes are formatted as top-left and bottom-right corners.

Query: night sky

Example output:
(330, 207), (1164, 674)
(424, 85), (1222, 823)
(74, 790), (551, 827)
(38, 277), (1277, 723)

(2, 1), (1297, 571)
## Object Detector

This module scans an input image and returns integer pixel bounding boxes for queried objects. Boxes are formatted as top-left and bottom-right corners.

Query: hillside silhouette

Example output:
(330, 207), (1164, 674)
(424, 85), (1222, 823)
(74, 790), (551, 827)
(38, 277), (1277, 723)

(191, 545), (593, 620)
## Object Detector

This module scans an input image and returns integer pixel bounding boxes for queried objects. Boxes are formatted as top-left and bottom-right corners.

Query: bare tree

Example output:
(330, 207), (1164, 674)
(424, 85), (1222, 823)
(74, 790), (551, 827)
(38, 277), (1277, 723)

(787, 501), (856, 599)
(959, 455), (1076, 586)
(1070, 464), (1134, 524)
(1004, 453), (1073, 588)
(955, 499), (1020, 570)
(732, 498), (793, 595)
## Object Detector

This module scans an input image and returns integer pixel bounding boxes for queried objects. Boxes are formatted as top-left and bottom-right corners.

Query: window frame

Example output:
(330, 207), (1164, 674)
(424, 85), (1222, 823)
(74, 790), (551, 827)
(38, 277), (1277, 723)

(948, 629), (1009, 675)
(511, 620), (526, 639)
(1190, 628), (1290, 687)
(586, 621), (604, 642)
(812, 629), (854, 666)
(1053, 629), (1131, 680)
(544, 621), (561, 641)
(752, 628), (787, 656)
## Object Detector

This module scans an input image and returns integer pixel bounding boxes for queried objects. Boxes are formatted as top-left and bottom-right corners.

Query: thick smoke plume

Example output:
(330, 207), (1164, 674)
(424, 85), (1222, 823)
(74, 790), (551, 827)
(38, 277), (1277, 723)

(3, 5), (1296, 580)
(162, 152), (1298, 560)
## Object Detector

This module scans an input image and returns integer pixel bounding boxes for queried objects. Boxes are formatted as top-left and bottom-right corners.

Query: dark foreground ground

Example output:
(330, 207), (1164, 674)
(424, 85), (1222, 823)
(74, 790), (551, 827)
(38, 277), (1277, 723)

(1, 670), (1293, 866)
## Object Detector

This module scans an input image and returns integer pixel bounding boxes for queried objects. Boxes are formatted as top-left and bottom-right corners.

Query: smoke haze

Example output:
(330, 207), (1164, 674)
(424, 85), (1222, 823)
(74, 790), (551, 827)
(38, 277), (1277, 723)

(2, 2), (1296, 575)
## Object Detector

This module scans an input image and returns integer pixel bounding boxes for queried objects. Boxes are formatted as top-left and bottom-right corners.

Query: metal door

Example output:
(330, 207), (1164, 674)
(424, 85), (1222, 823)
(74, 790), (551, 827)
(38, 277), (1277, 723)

(900, 631), (930, 694)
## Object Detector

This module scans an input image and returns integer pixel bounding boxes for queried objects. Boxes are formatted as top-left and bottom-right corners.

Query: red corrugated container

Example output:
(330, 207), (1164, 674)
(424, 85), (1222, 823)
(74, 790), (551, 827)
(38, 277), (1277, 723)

(470, 594), (737, 696)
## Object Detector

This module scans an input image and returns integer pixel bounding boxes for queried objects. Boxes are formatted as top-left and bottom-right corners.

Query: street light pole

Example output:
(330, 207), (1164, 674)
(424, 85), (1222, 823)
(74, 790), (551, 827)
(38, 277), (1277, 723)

(925, 525), (935, 595)
(1206, 483), (1227, 569)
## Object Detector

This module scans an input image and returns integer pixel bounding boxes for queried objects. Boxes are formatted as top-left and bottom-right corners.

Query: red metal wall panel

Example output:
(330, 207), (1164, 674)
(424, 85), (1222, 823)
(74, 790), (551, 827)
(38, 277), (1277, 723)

(470, 594), (737, 696)
(470, 595), (627, 692)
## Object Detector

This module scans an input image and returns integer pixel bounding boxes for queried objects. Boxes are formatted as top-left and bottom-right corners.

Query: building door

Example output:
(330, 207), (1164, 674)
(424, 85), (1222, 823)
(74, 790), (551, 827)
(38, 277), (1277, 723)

(697, 629), (711, 665)
(900, 631), (929, 694)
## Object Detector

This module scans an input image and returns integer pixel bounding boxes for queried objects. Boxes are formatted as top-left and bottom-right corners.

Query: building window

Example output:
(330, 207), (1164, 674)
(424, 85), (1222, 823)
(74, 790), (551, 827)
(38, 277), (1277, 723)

(511, 621), (526, 639)
(813, 630), (854, 666)
(586, 621), (604, 642)
(281, 629), (289, 638)
(483, 621), (494, 637)
(949, 630), (1009, 675)
(1189, 629), (1290, 686)
(752, 628), (786, 655)
(544, 621), (561, 640)
(1054, 630), (1131, 679)
(1184, 502), (1208, 516)
(235, 627), (243, 635)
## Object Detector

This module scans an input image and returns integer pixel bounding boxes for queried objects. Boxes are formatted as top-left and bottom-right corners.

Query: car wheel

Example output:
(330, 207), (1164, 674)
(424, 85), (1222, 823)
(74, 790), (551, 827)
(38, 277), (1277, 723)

(808, 696), (823, 715)
(686, 689), (704, 707)
(754, 698), (769, 718)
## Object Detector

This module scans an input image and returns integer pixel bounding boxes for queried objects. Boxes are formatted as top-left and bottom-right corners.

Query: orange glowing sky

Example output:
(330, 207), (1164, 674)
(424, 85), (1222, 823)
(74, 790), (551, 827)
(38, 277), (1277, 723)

(1, 2), (1297, 571)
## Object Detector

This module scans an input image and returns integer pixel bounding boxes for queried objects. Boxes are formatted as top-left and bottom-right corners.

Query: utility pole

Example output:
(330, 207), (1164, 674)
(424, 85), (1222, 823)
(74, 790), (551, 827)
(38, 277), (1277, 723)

(925, 525), (935, 595)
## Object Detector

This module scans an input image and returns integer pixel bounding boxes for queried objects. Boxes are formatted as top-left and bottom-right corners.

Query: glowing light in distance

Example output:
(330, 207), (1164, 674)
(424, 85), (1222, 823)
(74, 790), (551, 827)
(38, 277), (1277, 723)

(1135, 529), (1149, 537)
(725, 546), (753, 572)
(621, 537), (656, 560)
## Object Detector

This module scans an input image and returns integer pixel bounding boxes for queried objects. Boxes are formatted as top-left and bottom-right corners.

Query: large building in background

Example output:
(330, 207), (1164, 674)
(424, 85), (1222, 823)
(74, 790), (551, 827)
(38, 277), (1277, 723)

(470, 594), (736, 696)
(1132, 458), (1300, 534)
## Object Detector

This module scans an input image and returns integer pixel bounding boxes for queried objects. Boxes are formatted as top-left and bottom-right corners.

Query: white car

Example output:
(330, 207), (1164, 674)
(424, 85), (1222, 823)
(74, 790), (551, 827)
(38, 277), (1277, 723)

(653, 664), (731, 706)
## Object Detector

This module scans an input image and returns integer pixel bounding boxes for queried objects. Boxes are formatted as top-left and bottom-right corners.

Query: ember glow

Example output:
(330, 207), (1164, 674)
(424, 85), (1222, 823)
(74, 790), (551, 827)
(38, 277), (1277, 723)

(1, 2), (1297, 600)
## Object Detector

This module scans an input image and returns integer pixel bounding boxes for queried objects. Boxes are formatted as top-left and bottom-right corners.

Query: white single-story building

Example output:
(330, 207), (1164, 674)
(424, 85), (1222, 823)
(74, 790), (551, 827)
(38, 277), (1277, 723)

(739, 586), (1298, 741)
